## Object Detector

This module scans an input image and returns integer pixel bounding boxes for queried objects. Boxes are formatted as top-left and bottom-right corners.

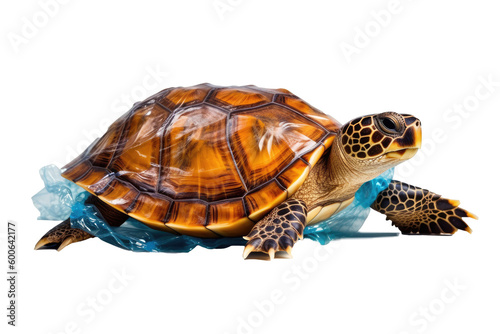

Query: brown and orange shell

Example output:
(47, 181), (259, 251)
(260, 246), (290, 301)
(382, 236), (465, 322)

(62, 84), (341, 238)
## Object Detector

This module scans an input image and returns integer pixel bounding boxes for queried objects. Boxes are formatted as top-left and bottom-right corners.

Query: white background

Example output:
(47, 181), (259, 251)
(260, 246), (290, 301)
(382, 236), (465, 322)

(1, 1), (499, 333)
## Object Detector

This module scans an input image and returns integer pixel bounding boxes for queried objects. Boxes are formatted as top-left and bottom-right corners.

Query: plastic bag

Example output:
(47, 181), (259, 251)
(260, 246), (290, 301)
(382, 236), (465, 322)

(32, 165), (393, 252)
(304, 167), (394, 244)
(32, 165), (86, 220)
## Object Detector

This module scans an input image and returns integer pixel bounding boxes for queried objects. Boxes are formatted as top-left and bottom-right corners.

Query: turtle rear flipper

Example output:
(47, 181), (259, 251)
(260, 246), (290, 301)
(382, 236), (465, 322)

(35, 195), (128, 251)
(35, 218), (93, 251)
(371, 180), (477, 235)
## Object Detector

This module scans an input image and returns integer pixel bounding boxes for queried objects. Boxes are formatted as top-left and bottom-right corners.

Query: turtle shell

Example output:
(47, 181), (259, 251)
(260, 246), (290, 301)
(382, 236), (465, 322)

(62, 84), (342, 237)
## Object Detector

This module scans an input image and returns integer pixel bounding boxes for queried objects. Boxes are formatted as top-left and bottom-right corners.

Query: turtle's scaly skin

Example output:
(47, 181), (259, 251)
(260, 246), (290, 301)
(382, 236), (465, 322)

(371, 181), (477, 234)
(34, 219), (93, 251)
(244, 199), (307, 259)
(62, 84), (341, 238)
(341, 113), (421, 160)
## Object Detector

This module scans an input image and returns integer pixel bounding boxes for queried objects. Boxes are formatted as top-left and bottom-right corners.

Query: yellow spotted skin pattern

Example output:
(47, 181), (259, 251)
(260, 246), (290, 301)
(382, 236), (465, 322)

(371, 181), (477, 235)
(341, 113), (421, 159)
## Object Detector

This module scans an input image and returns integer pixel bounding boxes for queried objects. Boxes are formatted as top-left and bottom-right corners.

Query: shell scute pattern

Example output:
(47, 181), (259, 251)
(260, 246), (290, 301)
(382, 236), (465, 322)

(61, 84), (341, 237)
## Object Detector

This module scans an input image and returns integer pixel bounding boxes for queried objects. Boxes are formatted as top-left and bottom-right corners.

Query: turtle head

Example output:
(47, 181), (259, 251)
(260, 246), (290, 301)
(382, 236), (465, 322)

(338, 112), (422, 170)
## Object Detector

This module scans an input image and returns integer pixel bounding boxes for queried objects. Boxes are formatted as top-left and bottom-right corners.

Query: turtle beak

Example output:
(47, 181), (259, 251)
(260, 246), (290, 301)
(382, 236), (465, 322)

(385, 118), (422, 160)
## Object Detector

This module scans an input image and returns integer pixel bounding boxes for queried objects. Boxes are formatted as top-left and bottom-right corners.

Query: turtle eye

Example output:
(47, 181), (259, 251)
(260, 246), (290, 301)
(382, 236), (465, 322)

(377, 116), (401, 135)
(382, 118), (397, 130)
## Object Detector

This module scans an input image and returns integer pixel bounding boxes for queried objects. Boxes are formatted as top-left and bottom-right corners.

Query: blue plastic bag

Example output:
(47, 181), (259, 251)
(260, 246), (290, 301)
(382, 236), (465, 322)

(304, 167), (394, 244)
(32, 165), (86, 220)
(32, 165), (394, 252)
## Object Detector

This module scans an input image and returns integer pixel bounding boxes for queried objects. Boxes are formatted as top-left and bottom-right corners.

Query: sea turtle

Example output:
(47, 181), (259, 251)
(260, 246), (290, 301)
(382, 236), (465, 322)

(35, 84), (477, 259)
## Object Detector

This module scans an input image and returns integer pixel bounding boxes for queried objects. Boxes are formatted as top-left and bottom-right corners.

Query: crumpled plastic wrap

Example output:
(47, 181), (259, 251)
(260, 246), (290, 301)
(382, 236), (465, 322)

(69, 192), (246, 252)
(32, 165), (394, 252)
(32, 165), (86, 220)
(304, 167), (394, 244)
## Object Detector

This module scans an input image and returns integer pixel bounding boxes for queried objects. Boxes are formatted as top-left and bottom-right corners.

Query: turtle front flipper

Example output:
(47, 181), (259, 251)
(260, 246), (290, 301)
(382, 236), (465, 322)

(35, 218), (94, 251)
(371, 180), (478, 235)
(243, 199), (307, 260)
